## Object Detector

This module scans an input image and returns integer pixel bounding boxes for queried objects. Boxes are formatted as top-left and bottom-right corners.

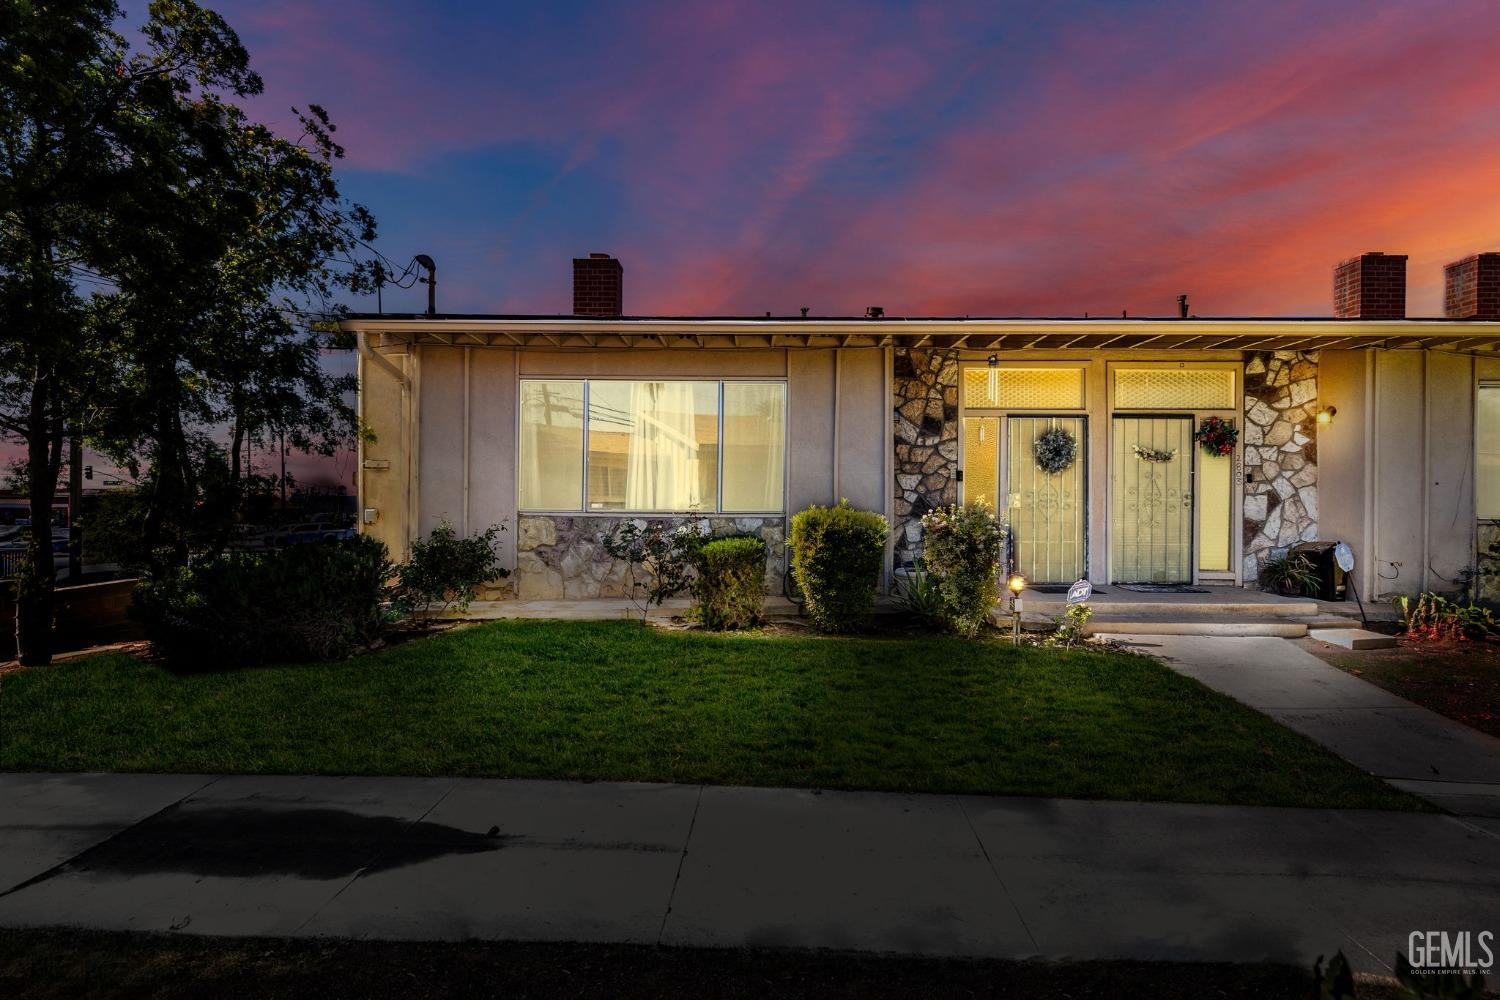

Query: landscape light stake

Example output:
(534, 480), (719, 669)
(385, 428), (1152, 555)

(1007, 574), (1026, 645)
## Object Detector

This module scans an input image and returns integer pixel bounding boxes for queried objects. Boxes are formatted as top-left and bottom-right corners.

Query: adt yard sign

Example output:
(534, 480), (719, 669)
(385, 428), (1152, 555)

(1334, 542), (1355, 573)
(1067, 579), (1093, 604)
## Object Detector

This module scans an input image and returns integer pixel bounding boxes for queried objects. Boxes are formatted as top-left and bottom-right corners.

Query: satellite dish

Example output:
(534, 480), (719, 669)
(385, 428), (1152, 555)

(1333, 542), (1355, 573)
(1067, 579), (1094, 605)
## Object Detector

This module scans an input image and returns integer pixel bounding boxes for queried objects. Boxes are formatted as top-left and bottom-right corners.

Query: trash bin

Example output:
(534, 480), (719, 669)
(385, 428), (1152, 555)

(1289, 540), (1344, 602)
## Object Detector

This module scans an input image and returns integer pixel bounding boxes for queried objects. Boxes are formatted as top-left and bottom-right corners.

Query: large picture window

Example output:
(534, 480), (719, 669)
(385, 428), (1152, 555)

(1479, 384), (1500, 519)
(519, 379), (786, 513)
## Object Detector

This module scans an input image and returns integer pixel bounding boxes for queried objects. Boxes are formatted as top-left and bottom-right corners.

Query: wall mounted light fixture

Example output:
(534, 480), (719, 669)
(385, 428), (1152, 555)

(1316, 406), (1337, 425)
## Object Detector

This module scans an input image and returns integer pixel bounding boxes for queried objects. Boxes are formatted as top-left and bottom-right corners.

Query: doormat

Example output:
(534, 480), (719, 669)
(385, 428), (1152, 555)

(1117, 584), (1209, 594)
(1028, 585), (1108, 595)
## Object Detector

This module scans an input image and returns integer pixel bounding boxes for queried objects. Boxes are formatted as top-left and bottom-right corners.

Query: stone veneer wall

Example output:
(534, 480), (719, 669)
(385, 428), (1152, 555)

(1242, 350), (1319, 584)
(892, 348), (960, 567)
(514, 515), (787, 600)
(1478, 523), (1500, 606)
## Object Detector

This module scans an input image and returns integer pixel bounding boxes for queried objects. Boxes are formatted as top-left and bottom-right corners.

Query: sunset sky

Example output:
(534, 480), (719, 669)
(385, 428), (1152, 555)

(224, 0), (1500, 320)
(69, 0), (1500, 488)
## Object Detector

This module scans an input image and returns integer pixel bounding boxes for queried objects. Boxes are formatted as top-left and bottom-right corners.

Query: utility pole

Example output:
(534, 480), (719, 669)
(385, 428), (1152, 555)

(67, 432), (83, 583)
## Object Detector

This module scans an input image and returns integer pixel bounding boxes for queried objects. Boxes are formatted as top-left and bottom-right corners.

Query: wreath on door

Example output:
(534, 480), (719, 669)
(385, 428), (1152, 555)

(1132, 443), (1177, 463)
(1194, 416), (1239, 456)
(1032, 427), (1077, 475)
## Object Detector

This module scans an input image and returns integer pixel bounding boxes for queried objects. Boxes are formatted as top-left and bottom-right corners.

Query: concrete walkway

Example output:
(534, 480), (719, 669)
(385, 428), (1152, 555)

(2, 772), (1497, 974)
(1106, 634), (1500, 817)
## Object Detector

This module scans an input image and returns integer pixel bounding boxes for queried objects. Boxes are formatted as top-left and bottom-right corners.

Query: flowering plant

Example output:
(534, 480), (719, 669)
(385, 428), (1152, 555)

(919, 500), (1008, 637)
(1194, 416), (1239, 457)
(1032, 426), (1077, 475)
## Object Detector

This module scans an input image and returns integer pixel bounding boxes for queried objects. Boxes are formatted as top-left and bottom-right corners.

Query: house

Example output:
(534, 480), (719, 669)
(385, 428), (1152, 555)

(341, 251), (1500, 603)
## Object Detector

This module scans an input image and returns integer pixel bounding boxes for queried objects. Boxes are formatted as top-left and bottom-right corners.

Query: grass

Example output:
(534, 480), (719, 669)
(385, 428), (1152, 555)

(0, 929), (1390, 1000)
(0, 620), (1420, 810)
(1313, 636), (1500, 739)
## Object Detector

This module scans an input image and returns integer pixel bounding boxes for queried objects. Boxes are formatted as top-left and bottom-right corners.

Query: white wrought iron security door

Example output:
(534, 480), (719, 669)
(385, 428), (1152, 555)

(1111, 416), (1193, 583)
(1006, 416), (1086, 584)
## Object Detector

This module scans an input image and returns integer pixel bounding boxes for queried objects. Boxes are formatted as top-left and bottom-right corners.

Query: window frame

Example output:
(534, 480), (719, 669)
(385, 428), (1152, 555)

(515, 376), (790, 516)
(1477, 382), (1500, 521)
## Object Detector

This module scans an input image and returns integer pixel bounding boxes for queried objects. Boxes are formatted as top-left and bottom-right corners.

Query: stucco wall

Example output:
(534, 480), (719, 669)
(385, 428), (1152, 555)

(356, 347), (412, 561)
(1315, 350), (1367, 589)
(362, 344), (892, 598)
(1307, 348), (1491, 600)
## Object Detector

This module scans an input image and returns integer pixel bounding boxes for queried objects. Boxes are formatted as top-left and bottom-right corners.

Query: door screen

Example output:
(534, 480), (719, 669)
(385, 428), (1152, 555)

(1007, 416), (1086, 583)
(1111, 416), (1193, 583)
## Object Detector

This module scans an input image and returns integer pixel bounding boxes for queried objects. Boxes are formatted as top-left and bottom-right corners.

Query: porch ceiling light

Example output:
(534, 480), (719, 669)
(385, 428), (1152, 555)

(1316, 406), (1337, 425)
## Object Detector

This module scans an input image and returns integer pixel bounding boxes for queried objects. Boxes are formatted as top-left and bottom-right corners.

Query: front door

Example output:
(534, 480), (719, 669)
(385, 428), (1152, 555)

(961, 415), (1087, 584)
(1111, 416), (1193, 583)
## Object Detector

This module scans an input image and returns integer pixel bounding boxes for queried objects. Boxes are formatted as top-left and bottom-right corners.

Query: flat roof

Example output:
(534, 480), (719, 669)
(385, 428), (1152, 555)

(339, 313), (1500, 353)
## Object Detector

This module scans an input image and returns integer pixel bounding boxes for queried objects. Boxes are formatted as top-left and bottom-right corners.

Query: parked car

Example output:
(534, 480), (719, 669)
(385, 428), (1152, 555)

(283, 523), (354, 545)
(0, 525), (69, 553)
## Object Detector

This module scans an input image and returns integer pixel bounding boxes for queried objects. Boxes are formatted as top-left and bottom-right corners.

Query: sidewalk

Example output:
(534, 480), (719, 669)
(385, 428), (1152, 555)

(1107, 634), (1500, 816)
(2, 772), (1497, 974)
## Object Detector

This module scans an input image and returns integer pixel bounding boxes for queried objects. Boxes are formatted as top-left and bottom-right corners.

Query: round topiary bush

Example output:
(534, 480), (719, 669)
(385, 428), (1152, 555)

(789, 501), (889, 633)
(694, 535), (768, 630)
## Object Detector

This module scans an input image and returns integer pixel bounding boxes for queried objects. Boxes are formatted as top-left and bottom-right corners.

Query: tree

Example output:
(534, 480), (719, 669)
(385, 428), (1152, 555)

(1, 1), (375, 663)
(95, 100), (376, 569)
(1, 1), (261, 663)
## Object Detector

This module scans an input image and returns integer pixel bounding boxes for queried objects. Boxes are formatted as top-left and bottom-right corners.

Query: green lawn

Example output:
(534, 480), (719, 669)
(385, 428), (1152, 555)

(0, 620), (1419, 810)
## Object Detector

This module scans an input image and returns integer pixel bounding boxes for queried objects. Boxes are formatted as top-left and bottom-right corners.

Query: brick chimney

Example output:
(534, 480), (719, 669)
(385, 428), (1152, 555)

(572, 253), (623, 317)
(1333, 252), (1406, 319)
(1444, 253), (1500, 320)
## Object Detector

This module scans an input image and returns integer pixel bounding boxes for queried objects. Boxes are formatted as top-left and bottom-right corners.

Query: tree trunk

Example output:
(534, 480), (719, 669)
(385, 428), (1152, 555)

(16, 382), (60, 666)
(208, 411), (246, 558)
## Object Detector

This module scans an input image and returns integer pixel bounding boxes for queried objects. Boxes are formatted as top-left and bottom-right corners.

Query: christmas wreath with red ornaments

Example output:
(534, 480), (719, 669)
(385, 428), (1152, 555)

(1194, 416), (1238, 456)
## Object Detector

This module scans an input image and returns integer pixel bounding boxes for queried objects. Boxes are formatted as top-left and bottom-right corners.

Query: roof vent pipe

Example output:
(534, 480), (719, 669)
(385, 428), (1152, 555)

(1177, 294), (1189, 319)
(865, 306), (885, 319)
(414, 254), (436, 316)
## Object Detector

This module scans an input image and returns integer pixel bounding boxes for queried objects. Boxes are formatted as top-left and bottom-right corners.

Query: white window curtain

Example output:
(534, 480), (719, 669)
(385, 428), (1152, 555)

(722, 382), (785, 511)
(522, 378), (783, 513)
(625, 382), (704, 511)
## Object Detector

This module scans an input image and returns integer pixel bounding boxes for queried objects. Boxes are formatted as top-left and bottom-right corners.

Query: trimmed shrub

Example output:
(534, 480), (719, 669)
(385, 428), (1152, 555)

(694, 535), (767, 630)
(789, 501), (888, 633)
(133, 534), (392, 669)
(393, 520), (508, 621)
(919, 501), (1007, 637)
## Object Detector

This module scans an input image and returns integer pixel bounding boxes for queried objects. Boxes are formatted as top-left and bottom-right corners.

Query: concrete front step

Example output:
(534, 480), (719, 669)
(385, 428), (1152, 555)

(1085, 616), (1308, 637)
(1021, 598), (1320, 618)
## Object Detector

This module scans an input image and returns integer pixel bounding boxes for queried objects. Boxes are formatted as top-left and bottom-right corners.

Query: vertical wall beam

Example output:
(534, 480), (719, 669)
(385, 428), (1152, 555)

(832, 349), (842, 501)
(462, 347), (472, 536)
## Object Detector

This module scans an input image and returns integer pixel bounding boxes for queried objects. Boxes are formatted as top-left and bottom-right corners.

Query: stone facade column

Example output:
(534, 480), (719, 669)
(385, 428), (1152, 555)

(1242, 350), (1319, 584)
(891, 348), (960, 568)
